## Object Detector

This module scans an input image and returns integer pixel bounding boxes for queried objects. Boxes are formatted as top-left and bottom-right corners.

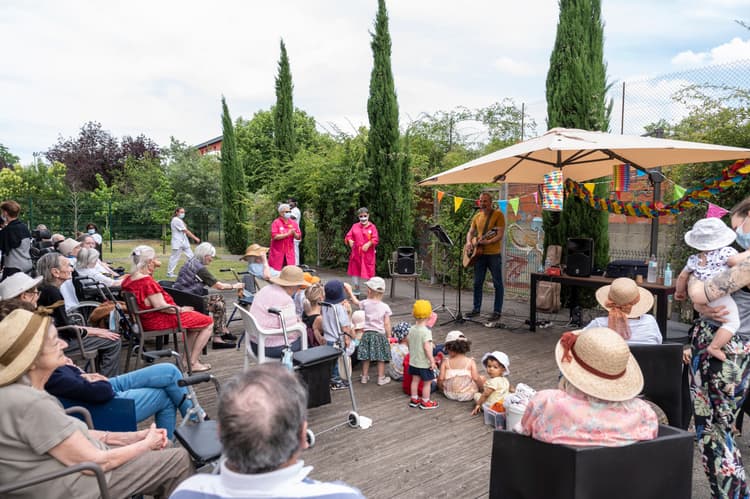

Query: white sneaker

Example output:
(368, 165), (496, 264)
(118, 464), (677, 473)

(377, 376), (391, 386)
(361, 375), (370, 384)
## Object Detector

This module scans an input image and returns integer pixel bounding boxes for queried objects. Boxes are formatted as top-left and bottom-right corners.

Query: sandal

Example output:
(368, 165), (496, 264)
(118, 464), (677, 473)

(191, 363), (212, 373)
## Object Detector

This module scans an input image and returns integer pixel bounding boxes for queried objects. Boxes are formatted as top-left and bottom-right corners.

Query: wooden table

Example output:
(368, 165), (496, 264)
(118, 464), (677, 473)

(529, 272), (676, 339)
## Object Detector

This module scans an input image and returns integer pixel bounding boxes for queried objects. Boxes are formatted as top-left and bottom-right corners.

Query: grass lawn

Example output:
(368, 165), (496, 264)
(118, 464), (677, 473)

(99, 240), (248, 283)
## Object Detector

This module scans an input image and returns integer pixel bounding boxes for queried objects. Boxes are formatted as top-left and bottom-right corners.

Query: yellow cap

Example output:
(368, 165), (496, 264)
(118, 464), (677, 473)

(413, 300), (433, 319)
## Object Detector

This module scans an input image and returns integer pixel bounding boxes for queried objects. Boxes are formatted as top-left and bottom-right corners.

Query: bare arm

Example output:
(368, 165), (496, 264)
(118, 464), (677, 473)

(674, 269), (690, 301)
(699, 255), (750, 304)
(384, 315), (392, 339)
(312, 315), (325, 345)
(472, 385), (495, 415)
(423, 340), (435, 369)
(343, 283), (360, 307)
(437, 359), (448, 390)
(728, 250), (750, 267)
(183, 227), (200, 243)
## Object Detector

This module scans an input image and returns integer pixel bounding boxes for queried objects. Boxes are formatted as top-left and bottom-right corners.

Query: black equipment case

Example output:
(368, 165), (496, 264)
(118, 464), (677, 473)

(605, 259), (649, 279)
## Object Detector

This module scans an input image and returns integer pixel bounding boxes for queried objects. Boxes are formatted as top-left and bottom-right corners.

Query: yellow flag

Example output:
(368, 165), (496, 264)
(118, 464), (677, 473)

(584, 183), (596, 195)
(436, 190), (445, 204)
(454, 197), (464, 212)
(509, 197), (520, 215)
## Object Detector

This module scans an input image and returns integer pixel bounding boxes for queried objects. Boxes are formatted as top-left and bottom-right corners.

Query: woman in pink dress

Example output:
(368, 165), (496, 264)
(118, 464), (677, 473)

(121, 245), (213, 373)
(345, 207), (379, 295)
(268, 203), (301, 271)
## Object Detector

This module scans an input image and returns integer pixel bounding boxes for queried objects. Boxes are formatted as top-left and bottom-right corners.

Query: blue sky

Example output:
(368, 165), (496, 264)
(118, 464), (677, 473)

(0, 0), (748, 164)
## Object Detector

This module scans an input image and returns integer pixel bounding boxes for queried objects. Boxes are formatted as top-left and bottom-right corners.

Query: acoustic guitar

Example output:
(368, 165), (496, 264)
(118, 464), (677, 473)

(463, 229), (498, 267)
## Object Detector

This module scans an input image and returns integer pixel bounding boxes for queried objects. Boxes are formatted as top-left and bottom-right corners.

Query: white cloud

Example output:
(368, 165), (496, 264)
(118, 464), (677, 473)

(493, 57), (539, 77)
(672, 37), (750, 66)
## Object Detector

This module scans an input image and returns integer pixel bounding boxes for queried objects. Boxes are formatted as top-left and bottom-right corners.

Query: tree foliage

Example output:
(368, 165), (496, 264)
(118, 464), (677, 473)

(0, 144), (19, 169)
(364, 0), (411, 273)
(220, 97), (250, 254)
(274, 39), (297, 164)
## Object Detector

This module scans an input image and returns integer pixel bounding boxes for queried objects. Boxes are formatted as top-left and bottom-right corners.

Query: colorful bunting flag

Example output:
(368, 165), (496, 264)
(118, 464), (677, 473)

(454, 197), (463, 212)
(636, 169), (647, 177)
(706, 202), (729, 219)
(612, 164), (630, 192)
(673, 184), (687, 200)
(497, 200), (507, 214)
(509, 197), (520, 215)
(584, 183), (596, 195)
(542, 170), (563, 211)
(436, 190), (444, 204)
(533, 191), (538, 205)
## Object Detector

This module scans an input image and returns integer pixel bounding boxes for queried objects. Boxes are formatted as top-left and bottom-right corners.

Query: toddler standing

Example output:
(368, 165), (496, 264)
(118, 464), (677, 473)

(321, 280), (352, 390)
(438, 331), (483, 401)
(356, 277), (393, 385)
(676, 218), (743, 360)
(472, 351), (511, 415)
(408, 300), (439, 410)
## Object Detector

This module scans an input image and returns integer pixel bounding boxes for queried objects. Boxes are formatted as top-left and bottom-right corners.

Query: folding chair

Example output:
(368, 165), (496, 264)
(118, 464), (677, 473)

(388, 250), (422, 299)
(233, 304), (307, 368)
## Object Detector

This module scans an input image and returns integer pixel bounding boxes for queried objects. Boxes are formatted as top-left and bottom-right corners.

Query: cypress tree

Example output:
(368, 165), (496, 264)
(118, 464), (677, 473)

(274, 39), (296, 164)
(544, 0), (610, 275)
(364, 0), (411, 273)
(220, 96), (249, 254)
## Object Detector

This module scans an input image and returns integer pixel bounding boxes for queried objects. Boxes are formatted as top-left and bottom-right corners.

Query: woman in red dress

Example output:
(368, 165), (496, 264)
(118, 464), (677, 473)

(121, 245), (213, 372)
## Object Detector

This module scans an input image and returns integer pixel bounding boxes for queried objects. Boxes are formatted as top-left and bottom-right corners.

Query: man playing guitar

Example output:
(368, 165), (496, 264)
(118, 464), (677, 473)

(464, 192), (505, 321)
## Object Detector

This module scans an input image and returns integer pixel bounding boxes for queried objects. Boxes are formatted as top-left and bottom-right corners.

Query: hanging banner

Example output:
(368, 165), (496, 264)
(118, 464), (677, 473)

(584, 183), (596, 195)
(497, 200), (508, 214)
(454, 197), (464, 212)
(436, 190), (445, 204)
(636, 169), (647, 177)
(533, 191), (538, 205)
(509, 197), (520, 215)
(612, 164), (630, 192)
(706, 202), (730, 219)
(673, 184), (686, 200)
(563, 159), (750, 219)
(542, 170), (563, 211)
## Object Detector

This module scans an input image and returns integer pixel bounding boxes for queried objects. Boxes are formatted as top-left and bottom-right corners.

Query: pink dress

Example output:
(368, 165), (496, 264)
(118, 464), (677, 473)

(268, 217), (301, 271)
(519, 386), (658, 447)
(121, 275), (213, 330)
(345, 222), (379, 279)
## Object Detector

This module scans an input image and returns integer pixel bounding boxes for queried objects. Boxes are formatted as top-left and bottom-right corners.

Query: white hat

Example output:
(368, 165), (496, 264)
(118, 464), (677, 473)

(57, 238), (81, 257)
(351, 310), (365, 330)
(0, 273), (42, 300)
(364, 276), (386, 293)
(684, 218), (736, 252)
(482, 351), (510, 376)
(445, 330), (467, 343)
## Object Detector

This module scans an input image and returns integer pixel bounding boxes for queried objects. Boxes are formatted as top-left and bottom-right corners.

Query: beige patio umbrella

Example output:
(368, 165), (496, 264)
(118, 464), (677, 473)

(419, 127), (750, 185)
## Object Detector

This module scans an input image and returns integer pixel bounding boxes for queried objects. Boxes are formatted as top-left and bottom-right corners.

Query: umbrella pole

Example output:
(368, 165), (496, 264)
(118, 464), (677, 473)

(648, 169), (665, 257)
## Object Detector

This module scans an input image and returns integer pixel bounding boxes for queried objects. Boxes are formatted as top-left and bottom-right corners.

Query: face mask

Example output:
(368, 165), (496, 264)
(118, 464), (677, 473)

(359, 216), (368, 224)
(87, 229), (95, 235)
(178, 213), (185, 219)
(284, 212), (293, 219)
(737, 223), (750, 250)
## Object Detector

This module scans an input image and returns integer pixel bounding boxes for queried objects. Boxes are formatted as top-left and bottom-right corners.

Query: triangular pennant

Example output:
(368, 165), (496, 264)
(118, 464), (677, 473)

(584, 183), (596, 195)
(436, 190), (445, 204)
(706, 202), (730, 218)
(509, 197), (520, 215)
(454, 197), (464, 212)
(673, 185), (687, 200)
(636, 169), (647, 177)
(533, 191), (538, 205)
(497, 200), (508, 214)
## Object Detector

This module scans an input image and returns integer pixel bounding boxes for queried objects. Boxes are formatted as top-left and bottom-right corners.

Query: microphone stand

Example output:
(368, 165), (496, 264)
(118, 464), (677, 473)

(429, 225), (456, 320)
(441, 210), (483, 327)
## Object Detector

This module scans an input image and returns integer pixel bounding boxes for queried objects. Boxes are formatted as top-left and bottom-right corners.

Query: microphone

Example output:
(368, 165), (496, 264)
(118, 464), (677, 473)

(267, 307), (282, 315)
(472, 205), (481, 210)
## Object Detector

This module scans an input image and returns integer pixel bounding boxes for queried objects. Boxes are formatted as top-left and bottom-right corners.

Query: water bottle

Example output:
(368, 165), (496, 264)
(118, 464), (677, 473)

(663, 263), (673, 287)
(647, 255), (658, 283)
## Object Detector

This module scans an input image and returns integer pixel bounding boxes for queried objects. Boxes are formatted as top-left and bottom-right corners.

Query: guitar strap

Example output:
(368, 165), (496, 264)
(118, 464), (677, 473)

(477, 210), (493, 239)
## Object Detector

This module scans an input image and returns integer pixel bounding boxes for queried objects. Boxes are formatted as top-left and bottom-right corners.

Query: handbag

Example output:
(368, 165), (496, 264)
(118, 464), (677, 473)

(536, 281), (561, 313)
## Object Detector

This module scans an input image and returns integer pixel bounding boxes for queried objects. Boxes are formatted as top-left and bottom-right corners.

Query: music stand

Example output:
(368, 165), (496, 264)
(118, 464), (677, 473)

(429, 225), (456, 319)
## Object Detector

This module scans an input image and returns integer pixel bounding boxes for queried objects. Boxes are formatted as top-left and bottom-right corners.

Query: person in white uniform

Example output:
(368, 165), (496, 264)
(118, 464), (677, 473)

(167, 207), (200, 278)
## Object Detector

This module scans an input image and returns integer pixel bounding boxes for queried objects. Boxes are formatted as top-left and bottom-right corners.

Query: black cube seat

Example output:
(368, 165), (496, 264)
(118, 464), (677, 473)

(293, 345), (341, 408)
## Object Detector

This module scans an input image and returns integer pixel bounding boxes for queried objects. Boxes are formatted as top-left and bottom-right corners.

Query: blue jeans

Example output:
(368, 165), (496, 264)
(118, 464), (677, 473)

(109, 363), (192, 439)
(473, 253), (504, 314)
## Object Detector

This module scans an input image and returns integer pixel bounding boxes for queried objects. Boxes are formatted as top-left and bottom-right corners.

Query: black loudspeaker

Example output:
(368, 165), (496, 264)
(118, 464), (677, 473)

(397, 246), (415, 275)
(565, 238), (593, 277)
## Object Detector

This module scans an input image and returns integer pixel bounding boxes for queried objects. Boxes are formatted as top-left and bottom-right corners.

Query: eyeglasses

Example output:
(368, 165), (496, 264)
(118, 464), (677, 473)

(24, 288), (40, 295)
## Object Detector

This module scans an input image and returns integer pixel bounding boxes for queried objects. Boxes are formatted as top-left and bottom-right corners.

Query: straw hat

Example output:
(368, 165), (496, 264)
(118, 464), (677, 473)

(684, 217), (737, 251)
(0, 309), (52, 387)
(481, 351), (510, 375)
(240, 243), (269, 261)
(0, 273), (42, 300)
(57, 238), (81, 257)
(269, 266), (308, 288)
(595, 278), (654, 318)
(555, 327), (643, 402)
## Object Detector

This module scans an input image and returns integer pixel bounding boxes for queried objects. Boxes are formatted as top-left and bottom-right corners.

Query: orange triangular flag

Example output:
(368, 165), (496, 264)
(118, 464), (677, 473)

(437, 190), (445, 204)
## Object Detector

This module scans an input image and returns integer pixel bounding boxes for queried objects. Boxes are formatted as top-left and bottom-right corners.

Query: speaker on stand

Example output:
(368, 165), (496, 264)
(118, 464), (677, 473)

(565, 238), (594, 277)
(397, 246), (416, 275)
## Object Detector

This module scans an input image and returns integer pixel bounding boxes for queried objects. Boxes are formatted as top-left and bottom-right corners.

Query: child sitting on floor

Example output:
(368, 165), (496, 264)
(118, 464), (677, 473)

(387, 321), (410, 380)
(472, 351), (512, 415)
(438, 330), (483, 402)
(408, 300), (439, 410)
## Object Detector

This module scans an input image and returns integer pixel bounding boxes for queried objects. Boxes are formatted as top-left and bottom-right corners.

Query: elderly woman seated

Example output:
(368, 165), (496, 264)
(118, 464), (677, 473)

(0, 301), (192, 498)
(519, 327), (658, 447)
(76, 247), (125, 288)
(121, 245), (213, 373)
(173, 242), (244, 349)
(241, 243), (280, 280)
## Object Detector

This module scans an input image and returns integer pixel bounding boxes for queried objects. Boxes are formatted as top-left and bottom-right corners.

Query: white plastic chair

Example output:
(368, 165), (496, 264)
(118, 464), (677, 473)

(233, 304), (307, 369)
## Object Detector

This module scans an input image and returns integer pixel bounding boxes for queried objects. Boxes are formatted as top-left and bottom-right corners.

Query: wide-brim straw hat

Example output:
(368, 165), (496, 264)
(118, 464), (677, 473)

(595, 277), (654, 318)
(269, 266), (308, 288)
(0, 273), (42, 300)
(0, 309), (52, 387)
(555, 327), (643, 402)
(684, 217), (737, 251)
(240, 243), (269, 261)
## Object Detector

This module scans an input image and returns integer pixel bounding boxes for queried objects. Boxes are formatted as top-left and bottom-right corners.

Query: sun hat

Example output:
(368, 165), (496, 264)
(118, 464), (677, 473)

(303, 272), (320, 285)
(323, 280), (346, 304)
(269, 266), (308, 288)
(364, 276), (386, 293)
(351, 310), (365, 330)
(240, 243), (269, 261)
(684, 217), (737, 252)
(57, 238), (81, 257)
(413, 300), (432, 319)
(595, 278), (654, 319)
(555, 327), (643, 402)
(392, 322), (410, 341)
(0, 273), (42, 300)
(0, 309), (52, 387)
(481, 351), (510, 375)
(445, 330), (467, 343)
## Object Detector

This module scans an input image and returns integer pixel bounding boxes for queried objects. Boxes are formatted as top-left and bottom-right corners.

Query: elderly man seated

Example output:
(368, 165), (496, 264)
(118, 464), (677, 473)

(171, 363), (363, 498)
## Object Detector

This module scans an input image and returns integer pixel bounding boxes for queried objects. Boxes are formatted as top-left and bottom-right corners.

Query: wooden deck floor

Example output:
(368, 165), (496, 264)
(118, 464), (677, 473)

(155, 269), (722, 498)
